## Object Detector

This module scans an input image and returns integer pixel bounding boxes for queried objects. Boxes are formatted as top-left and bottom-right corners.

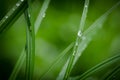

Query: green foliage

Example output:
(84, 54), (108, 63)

(0, 0), (120, 80)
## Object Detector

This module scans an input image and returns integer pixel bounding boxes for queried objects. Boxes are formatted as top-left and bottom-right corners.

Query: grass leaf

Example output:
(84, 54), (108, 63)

(40, 42), (74, 80)
(62, 0), (90, 79)
(0, 0), (27, 34)
(103, 65), (120, 80)
(69, 54), (120, 80)
(8, 0), (50, 79)
(57, 1), (120, 80)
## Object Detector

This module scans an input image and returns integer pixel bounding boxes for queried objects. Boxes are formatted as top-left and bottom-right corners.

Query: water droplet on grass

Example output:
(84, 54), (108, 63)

(21, 0), (24, 2)
(12, 8), (15, 11)
(72, 51), (76, 56)
(85, 5), (88, 8)
(43, 13), (46, 18)
(16, 3), (20, 7)
(75, 42), (78, 46)
(78, 30), (82, 37)
(5, 16), (8, 19)
(28, 14), (31, 18)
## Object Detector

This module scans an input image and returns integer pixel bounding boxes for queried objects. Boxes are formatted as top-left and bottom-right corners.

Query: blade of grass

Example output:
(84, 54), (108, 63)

(8, 49), (26, 80)
(74, 0), (120, 66)
(0, 0), (27, 34)
(40, 42), (74, 80)
(24, 0), (35, 79)
(103, 65), (120, 80)
(24, 9), (35, 80)
(69, 54), (120, 80)
(34, 0), (50, 34)
(58, 0), (90, 80)
(8, 0), (50, 80)
(57, 1), (120, 80)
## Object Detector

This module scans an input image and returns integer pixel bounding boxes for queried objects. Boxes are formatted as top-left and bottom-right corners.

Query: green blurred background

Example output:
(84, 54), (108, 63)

(0, 0), (120, 79)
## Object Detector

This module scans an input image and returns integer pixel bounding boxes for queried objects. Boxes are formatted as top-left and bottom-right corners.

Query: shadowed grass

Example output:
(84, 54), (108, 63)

(0, 0), (27, 34)
(69, 54), (120, 80)
(103, 65), (120, 80)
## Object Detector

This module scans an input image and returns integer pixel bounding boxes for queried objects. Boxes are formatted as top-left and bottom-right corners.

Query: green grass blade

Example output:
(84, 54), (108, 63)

(34, 0), (50, 34)
(0, 0), (27, 34)
(69, 54), (120, 80)
(24, 8), (35, 80)
(79, 0), (89, 32)
(8, 0), (50, 79)
(74, 0), (120, 67)
(40, 42), (74, 80)
(8, 50), (26, 80)
(24, 0), (35, 79)
(58, 0), (90, 80)
(57, 1), (120, 80)
(103, 65), (120, 80)
(63, 0), (90, 79)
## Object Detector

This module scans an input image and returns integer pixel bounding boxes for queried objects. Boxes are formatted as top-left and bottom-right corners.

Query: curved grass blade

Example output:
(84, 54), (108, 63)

(103, 65), (120, 80)
(74, 0), (120, 67)
(9, 49), (26, 80)
(34, 0), (50, 34)
(40, 42), (74, 80)
(0, 0), (27, 34)
(24, 0), (35, 79)
(8, 0), (50, 79)
(63, 0), (90, 79)
(57, 1), (120, 80)
(69, 54), (120, 80)
(24, 9), (35, 80)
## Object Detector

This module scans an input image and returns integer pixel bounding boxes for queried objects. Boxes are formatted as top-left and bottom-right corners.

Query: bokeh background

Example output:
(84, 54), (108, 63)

(0, 0), (120, 79)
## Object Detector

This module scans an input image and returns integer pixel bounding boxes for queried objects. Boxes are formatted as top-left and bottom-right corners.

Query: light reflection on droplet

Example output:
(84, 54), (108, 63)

(21, 0), (24, 2)
(72, 51), (76, 56)
(16, 3), (20, 7)
(78, 30), (82, 37)
(75, 42), (78, 46)
(5, 16), (8, 19)
(12, 8), (15, 11)
(43, 13), (46, 18)
(85, 5), (88, 8)
(28, 14), (31, 18)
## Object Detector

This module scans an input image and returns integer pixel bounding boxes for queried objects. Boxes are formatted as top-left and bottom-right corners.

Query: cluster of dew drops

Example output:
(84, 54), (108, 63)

(4, 0), (24, 20)
(72, 30), (86, 56)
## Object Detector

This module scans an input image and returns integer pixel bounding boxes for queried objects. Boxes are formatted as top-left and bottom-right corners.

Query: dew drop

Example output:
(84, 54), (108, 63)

(16, 3), (20, 7)
(21, 0), (24, 2)
(78, 30), (82, 37)
(75, 42), (78, 46)
(43, 13), (46, 18)
(5, 16), (8, 19)
(72, 51), (76, 56)
(12, 8), (15, 11)
(28, 14), (31, 18)
(85, 5), (88, 8)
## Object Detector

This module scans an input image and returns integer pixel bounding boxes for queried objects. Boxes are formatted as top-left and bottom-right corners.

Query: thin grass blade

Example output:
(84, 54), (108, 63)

(57, 0), (90, 80)
(69, 54), (120, 80)
(62, 0), (90, 79)
(40, 42), (74, 80)
(8, 0), (50, 79)
(103, 65), (120, 80)
(0, 0), (27, 34)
